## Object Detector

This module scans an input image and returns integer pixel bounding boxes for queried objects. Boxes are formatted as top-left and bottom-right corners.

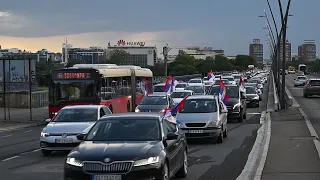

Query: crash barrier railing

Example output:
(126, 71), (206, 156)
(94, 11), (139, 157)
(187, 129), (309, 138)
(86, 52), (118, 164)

(30, 90), (49, 108)
(271, 71), (280, 111)
(0, 90), (48, 108)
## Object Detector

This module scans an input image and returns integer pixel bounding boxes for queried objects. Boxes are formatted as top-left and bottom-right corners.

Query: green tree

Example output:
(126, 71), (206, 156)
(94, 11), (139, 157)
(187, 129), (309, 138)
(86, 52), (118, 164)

(233, 55), (257, 68)
(213, 55), (232, 71)
(168, 52), (198, 76)
(107, 49), (129, 65)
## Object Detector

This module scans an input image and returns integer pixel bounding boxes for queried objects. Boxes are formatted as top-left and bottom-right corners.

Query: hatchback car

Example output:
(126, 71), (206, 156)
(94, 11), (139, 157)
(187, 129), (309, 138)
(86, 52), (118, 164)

(222, 76), (237, 85)
(188, 78), (203, 86)
(245, 86), (260, 107)
(64, 113), (188, 180)
(40, 105), (112, 156)
(303, 79), (320, 97)
(245, 83), (262, 100)
(294, 76), (308, 87)
(174, 83), (187, 91)
(135, 94), (175, 113)
(175, 95), (228, 143)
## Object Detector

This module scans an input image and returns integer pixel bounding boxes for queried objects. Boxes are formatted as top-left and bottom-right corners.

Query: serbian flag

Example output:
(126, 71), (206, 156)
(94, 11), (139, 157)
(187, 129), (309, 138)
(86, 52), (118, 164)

(219, 80), (229, 109)
(207, 70), (214, 83)
(171, 77), (179, 92)
(163, 76), (173, 94)
(239, 76), (245, 92)
(163, 95), (189, 123)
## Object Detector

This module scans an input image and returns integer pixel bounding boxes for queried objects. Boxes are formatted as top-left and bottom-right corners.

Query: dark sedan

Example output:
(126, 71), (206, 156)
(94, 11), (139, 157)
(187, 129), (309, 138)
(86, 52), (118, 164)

(64, 113), (188, 180)
(135, 94), (175, 113)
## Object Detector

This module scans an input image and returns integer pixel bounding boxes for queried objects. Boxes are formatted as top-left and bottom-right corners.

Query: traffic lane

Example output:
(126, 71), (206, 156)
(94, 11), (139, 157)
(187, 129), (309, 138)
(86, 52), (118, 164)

(0, 126), (43, 160)
(285, 74), (320, 137)
(0, 84), (269, 180)
(0, 115), (261, 180)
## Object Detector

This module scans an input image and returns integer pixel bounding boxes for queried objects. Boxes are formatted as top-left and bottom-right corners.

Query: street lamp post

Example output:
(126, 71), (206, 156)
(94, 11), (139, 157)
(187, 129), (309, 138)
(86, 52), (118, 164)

(278, 0), (292, 109)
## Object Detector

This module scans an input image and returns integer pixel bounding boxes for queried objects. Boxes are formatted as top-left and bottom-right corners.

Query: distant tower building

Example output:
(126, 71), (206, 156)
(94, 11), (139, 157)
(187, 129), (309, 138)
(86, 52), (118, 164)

(249, 39), (263, 63)
(62, 38), (72, 63)
(298, 40), (317, 62)
(279, 39), (292, 61)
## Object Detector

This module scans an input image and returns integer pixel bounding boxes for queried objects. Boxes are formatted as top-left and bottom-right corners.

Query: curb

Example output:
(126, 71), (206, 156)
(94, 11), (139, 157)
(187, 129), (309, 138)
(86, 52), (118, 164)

(236, 111), (268, 180)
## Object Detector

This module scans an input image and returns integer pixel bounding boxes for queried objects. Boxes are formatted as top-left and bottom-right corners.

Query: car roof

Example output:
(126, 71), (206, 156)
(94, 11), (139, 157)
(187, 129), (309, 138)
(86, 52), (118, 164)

(62, 105), (103, 110)
(187, 95), (216, 100)
(100, 113), (162, 121)
(172, 90), (194, 93)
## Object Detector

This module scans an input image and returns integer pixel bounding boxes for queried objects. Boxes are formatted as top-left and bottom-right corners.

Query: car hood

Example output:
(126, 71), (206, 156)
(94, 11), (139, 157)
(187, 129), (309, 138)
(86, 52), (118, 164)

(137, 105), (168, 112)
(226, 98), (240, 106)
(70, 141), (162, 161)
(43, 122), (96, 134)
(176, 112), (217, 123)
(246, 94), (259, 99)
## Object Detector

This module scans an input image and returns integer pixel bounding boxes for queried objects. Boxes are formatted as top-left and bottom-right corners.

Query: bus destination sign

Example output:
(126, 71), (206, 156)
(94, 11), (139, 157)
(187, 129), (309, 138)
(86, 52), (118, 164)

(57, 72), (91, 79)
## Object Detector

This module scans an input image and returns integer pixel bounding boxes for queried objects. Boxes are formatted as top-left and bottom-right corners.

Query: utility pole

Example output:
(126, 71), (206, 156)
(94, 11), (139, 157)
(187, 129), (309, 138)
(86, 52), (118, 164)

(163, 44), (171, 76)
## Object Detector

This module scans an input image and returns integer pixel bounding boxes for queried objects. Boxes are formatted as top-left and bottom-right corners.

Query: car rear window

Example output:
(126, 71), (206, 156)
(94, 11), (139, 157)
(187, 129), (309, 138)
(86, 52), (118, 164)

(309, 80), (320, 86)
(297, 76), (307, 79)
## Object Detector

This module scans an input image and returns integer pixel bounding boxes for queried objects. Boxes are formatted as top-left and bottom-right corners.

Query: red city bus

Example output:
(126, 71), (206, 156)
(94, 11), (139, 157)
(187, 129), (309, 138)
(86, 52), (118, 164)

(48, 64), (153, 119)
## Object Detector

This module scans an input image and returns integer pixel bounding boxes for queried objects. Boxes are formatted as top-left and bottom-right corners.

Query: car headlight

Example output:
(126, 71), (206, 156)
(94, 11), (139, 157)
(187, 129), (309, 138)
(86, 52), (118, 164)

(233, 103), (241, 109)
(252, 96), (259, 100)
(135, 107), (140, 112)
(134, 156), (160, 167)
(207, 121), (220, 128)
(66, 157), (83, 167)
(41, 132), (50, 137)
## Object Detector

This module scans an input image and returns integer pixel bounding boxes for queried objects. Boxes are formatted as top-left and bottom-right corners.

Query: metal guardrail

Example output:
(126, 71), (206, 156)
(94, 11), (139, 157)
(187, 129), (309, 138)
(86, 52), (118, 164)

(271, 71), (280, 111)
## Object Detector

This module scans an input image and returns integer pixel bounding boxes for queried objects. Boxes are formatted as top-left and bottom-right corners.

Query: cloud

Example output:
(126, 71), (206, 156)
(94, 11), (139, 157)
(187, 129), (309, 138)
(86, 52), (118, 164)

(0, 11), (31, 31)
(0, 30), (194, 54)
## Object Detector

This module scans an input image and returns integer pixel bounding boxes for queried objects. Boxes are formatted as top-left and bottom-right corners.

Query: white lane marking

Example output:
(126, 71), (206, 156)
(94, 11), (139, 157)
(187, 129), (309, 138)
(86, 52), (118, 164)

(0, 134), (13, 139)
(32, 149), (41, 152)
(1, 155), (19, 162)
(247, 113), (261, 115)
(24, 130), (32, 133)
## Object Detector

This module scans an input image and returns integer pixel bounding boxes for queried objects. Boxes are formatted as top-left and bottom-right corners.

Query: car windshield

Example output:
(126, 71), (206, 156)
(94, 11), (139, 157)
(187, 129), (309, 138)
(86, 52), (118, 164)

(139, 96), (167, 105)
(189, 79), (202, 83)
(53, 108), (97, 122)
(297, 76), (307, 80)
(309, 80), (320, 86)
(233, 75), (241, 79)
(208, 86), (220, 95)
(180, 99), (217, 113)
(224, 77), (234, 81)
(185, 86), (204, 93)
(203, 77), (208, 81)
(175, 84), (187, 88)
(226, 86), (239, 98)
(86, 119), (161, 141)
(171, 91), (192, 98)
(245, 87), (256, 94)
(153, 85), (165, 92)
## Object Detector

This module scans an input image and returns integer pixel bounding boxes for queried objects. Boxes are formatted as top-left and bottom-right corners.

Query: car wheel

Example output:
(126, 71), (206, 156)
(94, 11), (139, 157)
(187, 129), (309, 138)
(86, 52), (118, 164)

(256, 103), (260, 107)
(304, 93), (308, 98)
(223, 126), (228, 137)
(41, 149), (52, 156)
(238, 110), (244, 122)
(243, 112), (247, 119)
(162, 162), (169, 180)
(175, 151), (188, 178)
(294, 85), (297, 87)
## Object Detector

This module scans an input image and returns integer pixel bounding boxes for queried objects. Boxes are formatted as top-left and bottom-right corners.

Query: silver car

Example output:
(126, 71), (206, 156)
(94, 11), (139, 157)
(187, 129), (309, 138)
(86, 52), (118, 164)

(294, 76), (308, 87)
(170, 90), (194, 105)
(175, 95), (228, 143)
(40, 105), (112, 156)
(303, 79), (320, 97)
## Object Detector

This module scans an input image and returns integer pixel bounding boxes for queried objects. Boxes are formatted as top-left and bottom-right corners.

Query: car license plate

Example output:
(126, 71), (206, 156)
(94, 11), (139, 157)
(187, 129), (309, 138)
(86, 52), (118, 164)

(92, 175), (122, 180)
(189, 130), (203, 133)
(55, 138), (73, 143)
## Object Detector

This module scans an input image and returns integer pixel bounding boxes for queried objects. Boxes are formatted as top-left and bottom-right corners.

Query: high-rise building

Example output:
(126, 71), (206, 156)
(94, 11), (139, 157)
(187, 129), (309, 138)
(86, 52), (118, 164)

(249, 39), (263, 63)
(279, 39), (292, 61)
(298, 40), (317, 62)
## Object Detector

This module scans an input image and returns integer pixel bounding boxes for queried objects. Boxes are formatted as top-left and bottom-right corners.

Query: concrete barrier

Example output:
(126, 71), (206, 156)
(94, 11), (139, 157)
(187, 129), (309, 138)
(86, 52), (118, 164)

(271, 72), (280, 111)
(284, 86), (293, 107)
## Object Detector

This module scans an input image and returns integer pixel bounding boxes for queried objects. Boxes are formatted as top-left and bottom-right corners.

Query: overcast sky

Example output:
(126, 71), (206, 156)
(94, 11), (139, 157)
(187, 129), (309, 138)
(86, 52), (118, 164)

(1, 0), (319, 58)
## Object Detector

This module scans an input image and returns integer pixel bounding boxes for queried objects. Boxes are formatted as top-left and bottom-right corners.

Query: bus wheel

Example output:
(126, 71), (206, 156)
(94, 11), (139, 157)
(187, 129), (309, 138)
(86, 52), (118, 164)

(127, 101), (131, 112)
(109, 106), (113, 113)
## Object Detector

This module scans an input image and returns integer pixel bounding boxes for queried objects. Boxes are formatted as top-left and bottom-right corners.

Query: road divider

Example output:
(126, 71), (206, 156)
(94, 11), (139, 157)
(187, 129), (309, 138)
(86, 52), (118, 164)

(271, 72), (279, 111)
(236, 111), (269, 180)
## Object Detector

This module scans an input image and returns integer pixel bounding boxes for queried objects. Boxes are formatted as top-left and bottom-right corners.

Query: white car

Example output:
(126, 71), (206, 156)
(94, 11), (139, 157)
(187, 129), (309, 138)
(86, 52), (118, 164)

(40, 105), (112, 156)
(188, 78), (203, 86)
(222, 76), (237, 85)
(170, 90), (194, 104)
(174, 83), (187, 91)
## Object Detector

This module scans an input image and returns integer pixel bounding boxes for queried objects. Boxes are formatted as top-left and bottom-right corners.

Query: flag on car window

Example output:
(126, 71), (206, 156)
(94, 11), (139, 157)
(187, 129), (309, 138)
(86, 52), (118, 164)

(163, 95), (189, 123)
(163, 76), (173, 94)
(219, 80), (229, 109)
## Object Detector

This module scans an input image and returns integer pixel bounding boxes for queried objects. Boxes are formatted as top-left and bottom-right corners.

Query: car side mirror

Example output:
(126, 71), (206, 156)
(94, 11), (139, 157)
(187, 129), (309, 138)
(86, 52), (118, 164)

(221, 109), (228, 113)
(166, 132), (178, 140)
(76, 133), (87, 141)
(45, 118), (51, 123)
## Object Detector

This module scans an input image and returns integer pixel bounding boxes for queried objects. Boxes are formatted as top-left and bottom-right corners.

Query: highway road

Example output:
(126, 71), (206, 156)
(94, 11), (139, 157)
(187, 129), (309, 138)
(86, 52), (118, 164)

(286, 74), (320, 136)
(0, 84), (269, 180)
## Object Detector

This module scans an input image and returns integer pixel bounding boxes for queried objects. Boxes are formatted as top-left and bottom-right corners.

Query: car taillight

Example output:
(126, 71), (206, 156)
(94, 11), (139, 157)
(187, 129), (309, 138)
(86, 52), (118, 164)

(307, 84), (312, 87)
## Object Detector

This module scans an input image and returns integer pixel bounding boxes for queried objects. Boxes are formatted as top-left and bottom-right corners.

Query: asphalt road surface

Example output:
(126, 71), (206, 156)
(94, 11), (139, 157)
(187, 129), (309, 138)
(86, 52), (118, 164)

(0, 84), (269, 180)
(286, 74), (320, 137)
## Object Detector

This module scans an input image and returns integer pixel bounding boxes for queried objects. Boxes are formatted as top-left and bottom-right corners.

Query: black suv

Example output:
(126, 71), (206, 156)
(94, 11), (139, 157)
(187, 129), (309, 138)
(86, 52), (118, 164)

(225, 85), (247, 122)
